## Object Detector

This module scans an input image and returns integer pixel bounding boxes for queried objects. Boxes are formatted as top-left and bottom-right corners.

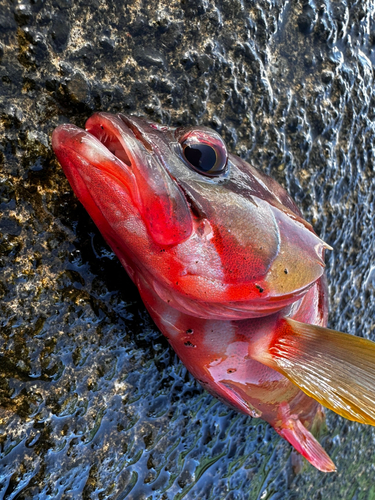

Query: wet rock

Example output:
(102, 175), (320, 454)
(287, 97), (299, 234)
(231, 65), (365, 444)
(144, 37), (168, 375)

(0, 8), (16, 31)
(99, 36), (115, 52)
(133, 46), (167, 69)
(321, 70), (334, 84)
(49, 15), (70, 52)
(1, 104), (23, 128)
(1, 0), (375, 498)
(14, 4), (34, 27)
(297, 5), (317, 35)
(66, 72), (90, 104)
(0, 217), (22, 237)
(56, 0), (73, 9)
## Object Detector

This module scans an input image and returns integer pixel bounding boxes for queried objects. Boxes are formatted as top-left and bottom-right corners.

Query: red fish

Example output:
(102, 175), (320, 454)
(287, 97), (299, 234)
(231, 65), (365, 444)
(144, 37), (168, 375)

(52, 113), (375, 472)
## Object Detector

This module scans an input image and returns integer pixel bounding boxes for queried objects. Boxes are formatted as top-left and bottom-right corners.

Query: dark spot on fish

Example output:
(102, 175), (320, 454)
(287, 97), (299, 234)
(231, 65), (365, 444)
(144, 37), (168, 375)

(284, 268), (288, 274)
(256, 285), (264, 293)
(186, 329), (194, 334)
(227, 368), (236, 374)
(176, 281), (179, 285)
(100, 125), (104, 129)
(184, 341), (196, 348)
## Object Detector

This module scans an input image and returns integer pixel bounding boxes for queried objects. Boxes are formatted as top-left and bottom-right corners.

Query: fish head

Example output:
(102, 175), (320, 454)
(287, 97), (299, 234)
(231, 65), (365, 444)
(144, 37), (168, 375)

(52, 113), (327, 319)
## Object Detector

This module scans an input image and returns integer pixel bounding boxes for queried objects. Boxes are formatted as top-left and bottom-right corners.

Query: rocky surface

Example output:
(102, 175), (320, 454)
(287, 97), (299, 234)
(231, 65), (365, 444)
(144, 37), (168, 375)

(1, 0), (375, 498)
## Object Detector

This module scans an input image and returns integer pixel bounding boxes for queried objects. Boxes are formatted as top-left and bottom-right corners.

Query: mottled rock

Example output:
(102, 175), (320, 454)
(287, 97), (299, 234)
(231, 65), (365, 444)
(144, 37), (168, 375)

(0, 0), (375, 499)
(49, 15), (70, 52)
(66, 72), (90, 104)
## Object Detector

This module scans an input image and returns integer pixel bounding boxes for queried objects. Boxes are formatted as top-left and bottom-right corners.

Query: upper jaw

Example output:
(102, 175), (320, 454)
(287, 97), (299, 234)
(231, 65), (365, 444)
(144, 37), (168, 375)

(53, 113), (194, 247)
(51, 118), (141, 207)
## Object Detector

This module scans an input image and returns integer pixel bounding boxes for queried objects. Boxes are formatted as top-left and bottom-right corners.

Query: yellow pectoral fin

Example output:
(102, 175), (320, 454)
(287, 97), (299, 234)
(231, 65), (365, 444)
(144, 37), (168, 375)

(254, 318), (375, 426)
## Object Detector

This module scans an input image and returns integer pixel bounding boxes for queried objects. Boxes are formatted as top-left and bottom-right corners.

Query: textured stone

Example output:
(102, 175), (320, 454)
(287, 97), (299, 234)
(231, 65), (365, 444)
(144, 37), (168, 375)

(0, 0), (375, 499)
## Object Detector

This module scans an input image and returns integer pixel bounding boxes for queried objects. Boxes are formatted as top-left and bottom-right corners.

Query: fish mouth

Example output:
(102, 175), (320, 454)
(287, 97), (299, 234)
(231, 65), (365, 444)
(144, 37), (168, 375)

(52, 113), (193, 247)
(51, 115), (140, 197)
(86, 113), (153, 169)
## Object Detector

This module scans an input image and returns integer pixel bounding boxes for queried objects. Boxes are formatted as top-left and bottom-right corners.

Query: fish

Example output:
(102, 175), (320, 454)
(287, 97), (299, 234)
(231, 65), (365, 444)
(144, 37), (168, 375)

(52, 112), (375, 472)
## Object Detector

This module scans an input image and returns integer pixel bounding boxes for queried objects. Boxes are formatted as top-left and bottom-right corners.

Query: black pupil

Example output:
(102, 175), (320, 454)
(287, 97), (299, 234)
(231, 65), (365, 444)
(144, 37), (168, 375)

(184, 144), (217, 172)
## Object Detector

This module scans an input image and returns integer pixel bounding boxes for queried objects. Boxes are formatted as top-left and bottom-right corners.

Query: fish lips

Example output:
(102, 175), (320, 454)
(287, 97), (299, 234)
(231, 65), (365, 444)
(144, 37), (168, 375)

(52, 113), (193, 247)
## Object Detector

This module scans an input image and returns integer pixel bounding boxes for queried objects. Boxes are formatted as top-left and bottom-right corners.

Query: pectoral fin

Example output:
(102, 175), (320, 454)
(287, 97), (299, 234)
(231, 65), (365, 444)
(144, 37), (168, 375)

(252, 318), (375, 425)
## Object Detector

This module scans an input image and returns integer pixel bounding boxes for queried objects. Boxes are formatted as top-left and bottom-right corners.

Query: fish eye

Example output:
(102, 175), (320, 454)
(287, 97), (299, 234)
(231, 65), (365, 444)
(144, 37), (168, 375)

(183, 144), (217, 172)
(176, 127), (228, 177)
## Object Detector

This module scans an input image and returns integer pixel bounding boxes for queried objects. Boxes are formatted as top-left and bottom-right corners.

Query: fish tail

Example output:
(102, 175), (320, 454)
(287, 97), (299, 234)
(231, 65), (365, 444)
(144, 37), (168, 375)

(275, 403), (336, 472)
(251, 318), (375, 426)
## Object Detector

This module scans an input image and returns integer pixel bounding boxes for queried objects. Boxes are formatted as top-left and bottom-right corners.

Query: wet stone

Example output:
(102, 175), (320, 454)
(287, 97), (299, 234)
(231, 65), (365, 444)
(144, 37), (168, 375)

(133, 46), (167, 68)
(0, 217), (22, 237)
(56, 0), (73, 9)
(66, 72), (90, 104)
(14, 4), (34, 26)
(49, 15), (71, 52)
(0, 0), (375, 499)
(321, 70), (334, 84)
(297, 6), (317, 35)
(99, 36), (115, 52)
(0, 9), (17, 31)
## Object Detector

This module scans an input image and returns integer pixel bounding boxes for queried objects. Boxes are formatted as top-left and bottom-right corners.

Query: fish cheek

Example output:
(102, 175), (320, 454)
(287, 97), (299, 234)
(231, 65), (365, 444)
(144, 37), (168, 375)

(140, 187), (193, 246)
(207, 198), (280, 287)
(177, 180), (280, 287)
